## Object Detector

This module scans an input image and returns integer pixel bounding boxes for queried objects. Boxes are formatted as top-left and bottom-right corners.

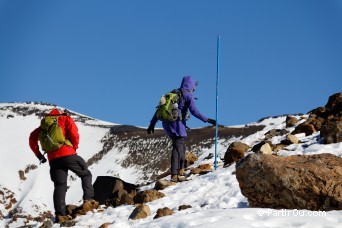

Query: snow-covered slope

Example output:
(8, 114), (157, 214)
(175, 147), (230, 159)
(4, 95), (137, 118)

(0, 102), (341, 227)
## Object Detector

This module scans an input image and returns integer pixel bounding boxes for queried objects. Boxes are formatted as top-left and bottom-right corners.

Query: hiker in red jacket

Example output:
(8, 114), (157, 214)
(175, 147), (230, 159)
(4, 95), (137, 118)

(29, 108), (94, 223)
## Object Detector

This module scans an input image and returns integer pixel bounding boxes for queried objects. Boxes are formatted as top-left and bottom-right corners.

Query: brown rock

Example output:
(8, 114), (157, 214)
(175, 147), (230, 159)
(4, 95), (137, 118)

(292, 123), (316, 136)
(129, 204), (151, 220)
(99, 223), (113, 228)
(65, 204), (77, 215)
(120, 192), (135, 205)
(281, 134), (299, 145)
(320, 118), (342, 144)
(72, 200), (99, 217)
(236, 153), (342, 211)
(133, 190), (165, 204)
(190, 163), (212, 175)
(224, 142), (249, 166)
(272, 144), (286, 153)
(154, 179), (176, 190)
(264, 129), (289, 140)
(325, 92), (342, 115)
(259, 143), (272, 155)
(286, 116), (298, 128)
(185, 152), (198, 168)
(178, 205), (192, 210)
(153, 207), (174, 219)
(18, 170), (26, 181)
(306, 116), (325, 131)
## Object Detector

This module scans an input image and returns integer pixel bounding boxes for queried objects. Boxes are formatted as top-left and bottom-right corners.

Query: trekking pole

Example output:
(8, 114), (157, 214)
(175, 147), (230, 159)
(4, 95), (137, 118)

(214, 34), (220, 170)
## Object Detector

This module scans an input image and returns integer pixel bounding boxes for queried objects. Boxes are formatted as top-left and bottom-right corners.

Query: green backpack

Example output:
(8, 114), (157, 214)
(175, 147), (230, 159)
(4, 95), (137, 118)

(39, 115), (72, 153)
(156, 90), (181, 121)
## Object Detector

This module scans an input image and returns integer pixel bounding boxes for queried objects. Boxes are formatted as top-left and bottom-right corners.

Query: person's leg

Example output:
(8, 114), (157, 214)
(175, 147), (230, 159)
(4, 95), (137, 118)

(64, 155), (94, 200)
(50, 160), (68, 216)
(171, 137), (186, 176)
(171, 137), (180, 176)
(178, 137), (186, 171)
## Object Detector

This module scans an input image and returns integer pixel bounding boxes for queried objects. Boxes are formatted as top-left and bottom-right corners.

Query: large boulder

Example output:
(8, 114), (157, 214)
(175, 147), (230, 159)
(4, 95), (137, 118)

(235, 153), (342, 211)
(320, 117), (342, 144)
(93, 176), (137, 205)
(292, 122), (316, 136)
(325, 92), (342, 115)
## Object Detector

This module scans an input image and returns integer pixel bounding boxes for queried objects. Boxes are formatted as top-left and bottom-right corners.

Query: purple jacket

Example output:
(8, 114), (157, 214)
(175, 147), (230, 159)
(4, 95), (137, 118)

(150, 76), (208, 137)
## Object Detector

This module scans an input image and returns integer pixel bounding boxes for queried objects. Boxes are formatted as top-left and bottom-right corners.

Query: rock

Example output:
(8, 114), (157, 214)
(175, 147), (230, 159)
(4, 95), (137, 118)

(93, 176), (137, 205)
(272, 144), (286, 153)
(320, 118), (342, 144)
(185, 152), (198, 168)
(204, 153), (214, 160)
(264, 129), (289, 140)
(129, 204), (151, 220)
(223, 142), (249, 166)
(306, 116), (325, 131)
(99, 223), (113, 228)
(18, 170), (26, 181)
(292, 123), (316, 136)
(259, 143), (272, 155)
(120, 192), (135, 206)
(39, 219), (53, 228)
(236, 153), (342, 211)
(133, 190), (165, 204)
(72, 200), (99, 217)
(251, 141), (272, 153)
(65, 204), (77, 215)
(285, 116), (298, 128)
(190, 163), (212, 175)
(153, 207), (174, 219)
(325, 92), (342, 115)
(154, 179), (176, 190)
(178, 205), (192, 210)
(281, 134), (299, 145)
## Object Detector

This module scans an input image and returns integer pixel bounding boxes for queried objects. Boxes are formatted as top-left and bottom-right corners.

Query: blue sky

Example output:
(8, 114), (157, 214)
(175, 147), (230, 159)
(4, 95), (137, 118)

(1, 1), (341, 128)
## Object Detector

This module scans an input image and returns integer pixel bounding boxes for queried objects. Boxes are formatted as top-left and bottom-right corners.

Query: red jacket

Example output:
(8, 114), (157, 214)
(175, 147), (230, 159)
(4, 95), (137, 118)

(29, 109), (79, 161)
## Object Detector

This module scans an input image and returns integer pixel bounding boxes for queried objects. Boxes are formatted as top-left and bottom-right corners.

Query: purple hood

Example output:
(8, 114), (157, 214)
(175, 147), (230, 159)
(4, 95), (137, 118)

(180, 75), (196, 91)
(150, 75), (209, 137)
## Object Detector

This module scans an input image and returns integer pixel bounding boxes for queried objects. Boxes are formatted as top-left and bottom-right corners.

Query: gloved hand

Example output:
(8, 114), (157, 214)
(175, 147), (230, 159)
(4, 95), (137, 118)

(207, 118), (217, 126)
(37, 153), (47, 164)
(147, 123), (155, 134)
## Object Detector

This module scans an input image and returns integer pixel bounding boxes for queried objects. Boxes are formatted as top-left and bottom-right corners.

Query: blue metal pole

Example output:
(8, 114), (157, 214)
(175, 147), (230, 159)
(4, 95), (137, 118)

(214, 34), (220, 170)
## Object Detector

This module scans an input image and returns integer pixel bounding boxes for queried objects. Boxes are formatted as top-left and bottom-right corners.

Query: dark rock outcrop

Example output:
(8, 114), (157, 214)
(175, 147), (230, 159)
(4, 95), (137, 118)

(93, 176), (137, 205)
(321, 117), (342, 144)
(236, 153), (342, 211)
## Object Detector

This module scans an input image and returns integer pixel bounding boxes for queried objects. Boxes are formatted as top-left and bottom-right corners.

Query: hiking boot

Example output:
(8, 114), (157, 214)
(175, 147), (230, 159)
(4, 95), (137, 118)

(178, 169), (186, 176)
(171, 174), (178, 182)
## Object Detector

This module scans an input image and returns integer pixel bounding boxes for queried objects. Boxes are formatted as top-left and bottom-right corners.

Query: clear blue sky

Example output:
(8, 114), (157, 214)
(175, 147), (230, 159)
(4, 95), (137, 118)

(1, 1), (341, 128)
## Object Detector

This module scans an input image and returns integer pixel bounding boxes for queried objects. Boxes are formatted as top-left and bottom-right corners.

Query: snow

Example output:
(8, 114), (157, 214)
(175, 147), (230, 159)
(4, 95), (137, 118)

(0, 104), (341, 227)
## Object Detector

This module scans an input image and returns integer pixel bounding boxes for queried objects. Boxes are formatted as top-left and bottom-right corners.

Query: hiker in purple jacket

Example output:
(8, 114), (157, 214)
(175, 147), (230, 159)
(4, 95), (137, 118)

(147, 75), (216, 182)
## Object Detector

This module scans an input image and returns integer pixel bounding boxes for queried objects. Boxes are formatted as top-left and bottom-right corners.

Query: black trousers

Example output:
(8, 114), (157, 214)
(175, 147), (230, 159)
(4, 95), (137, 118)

(171, 137), (186, 175)
(49, 154), (94, 216)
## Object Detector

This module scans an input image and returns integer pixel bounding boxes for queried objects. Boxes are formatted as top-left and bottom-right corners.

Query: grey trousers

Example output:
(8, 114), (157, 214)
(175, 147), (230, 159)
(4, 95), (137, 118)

(171, 137), (186, 175)
(49, 154), (94, 216)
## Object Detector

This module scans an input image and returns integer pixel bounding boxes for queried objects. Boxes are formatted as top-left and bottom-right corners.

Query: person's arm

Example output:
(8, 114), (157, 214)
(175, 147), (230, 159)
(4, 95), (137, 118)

(147, 111), (158, 134)
(65, 116), (79, 150)
(187, 94), (208, 123)
(29, 127), (46, 163)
